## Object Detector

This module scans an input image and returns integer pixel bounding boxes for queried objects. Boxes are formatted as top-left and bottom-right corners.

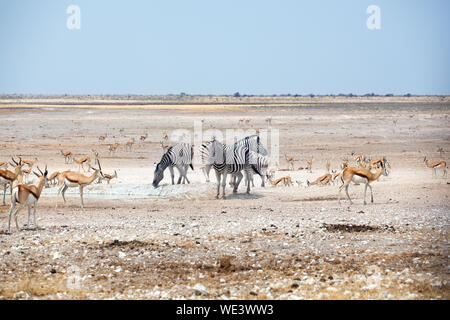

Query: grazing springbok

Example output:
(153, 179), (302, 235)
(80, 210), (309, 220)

(423, 157), (447, 177)
(8, 166), (48, 233)
(20, 158), (37, 168)
(307, 173), (332, 186)
(0, 157), (23, 206)
(140, 133), (148, 142)
(57, 159), (104, 209)
(338, 157), (389, 205)
(268, 176), (293, 187)
(99, 170), (117, 184)
(47, 171), (60, 187)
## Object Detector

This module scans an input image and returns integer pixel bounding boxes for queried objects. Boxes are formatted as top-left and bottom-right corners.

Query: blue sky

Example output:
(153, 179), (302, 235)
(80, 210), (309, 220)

(0, 0), (449, 95)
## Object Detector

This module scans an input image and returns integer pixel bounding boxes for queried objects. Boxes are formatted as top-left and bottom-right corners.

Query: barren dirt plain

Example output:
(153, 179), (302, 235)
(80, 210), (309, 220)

(0, 95), (449, 299)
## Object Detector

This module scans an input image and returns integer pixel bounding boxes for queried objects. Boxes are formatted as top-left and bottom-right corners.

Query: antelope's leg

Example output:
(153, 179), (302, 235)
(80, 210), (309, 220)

(345, 184), (353, 205)
(13, 205), (22, 231)
(61, 185), (68, 203)
(368, 184), (374, 203)
(7, 200), (16, 233)
(27, 205), (31, 229)
(2, 184), (6, 206)
(363, 183), (368, 205)
(79, 185), (84, 209)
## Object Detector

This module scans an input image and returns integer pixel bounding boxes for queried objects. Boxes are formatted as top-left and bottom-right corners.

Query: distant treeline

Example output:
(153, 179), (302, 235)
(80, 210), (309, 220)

(1, 92), (446, 100)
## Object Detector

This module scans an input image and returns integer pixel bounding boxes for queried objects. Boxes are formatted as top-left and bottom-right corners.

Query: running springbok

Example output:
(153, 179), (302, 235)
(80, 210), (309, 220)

(423, 157), (447, 177)
(8, 166), (48, 233)
(0, 157), (23, 206)
(338, 157), (388, 205)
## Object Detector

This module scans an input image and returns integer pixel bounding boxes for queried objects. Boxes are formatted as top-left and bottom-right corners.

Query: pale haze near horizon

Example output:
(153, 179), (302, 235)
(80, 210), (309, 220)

(0, 0), (449, 95)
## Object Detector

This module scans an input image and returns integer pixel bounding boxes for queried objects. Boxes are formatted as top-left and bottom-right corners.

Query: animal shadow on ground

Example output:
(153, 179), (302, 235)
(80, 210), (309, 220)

(224, 193), (264, 200)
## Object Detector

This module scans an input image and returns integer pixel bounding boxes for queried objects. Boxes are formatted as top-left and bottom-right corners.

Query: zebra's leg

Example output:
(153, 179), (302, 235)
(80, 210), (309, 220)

(245, 170), (251, 194)
(233, 172), (243, 193)
(183, 165), (190, 184)
(169, 166), (175, 184)
(175, 166), (183, 184)
(221, 172), (228, 199)
(215, 170), (221, 199)
(205, 165), (211, 182)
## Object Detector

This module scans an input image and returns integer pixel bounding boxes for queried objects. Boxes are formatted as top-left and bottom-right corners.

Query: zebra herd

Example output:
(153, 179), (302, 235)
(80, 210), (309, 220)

(152, 135), (270, 199)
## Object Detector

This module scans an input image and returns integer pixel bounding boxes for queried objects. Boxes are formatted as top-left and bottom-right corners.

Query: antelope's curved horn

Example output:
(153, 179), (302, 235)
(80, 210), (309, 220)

(33, 171), (40, 177)
(37, 166), (44, 175)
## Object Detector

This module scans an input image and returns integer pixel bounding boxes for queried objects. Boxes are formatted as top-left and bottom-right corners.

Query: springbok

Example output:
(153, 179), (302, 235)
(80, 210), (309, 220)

(60, 150), (73, 164)
(74, 156), (91, 172)
(423, 157), (447, 177)
(8, 166), (48, 233)
(0, 157), (23, 206)
(57, 159), (104, 209)
(338, 157), (389, 205)
(307, 173), (332, 186)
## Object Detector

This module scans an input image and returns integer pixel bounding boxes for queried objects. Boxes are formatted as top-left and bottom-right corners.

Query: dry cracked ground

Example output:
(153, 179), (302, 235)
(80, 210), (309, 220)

(0, 97), (449, 299)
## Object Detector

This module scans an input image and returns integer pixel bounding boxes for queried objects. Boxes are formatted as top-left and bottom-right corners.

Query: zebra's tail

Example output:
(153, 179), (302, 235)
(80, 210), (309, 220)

(251, 164), (262, 177)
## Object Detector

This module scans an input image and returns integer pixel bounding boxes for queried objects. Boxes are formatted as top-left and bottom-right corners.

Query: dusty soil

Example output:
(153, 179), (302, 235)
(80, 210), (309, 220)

(0, 98), (449, 299)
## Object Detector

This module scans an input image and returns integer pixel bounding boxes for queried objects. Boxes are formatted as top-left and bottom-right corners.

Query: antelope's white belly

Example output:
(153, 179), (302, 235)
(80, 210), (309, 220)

(64, 180), (79, 188)
(13, 190), (37, 205)
(352, 176), (368, 184)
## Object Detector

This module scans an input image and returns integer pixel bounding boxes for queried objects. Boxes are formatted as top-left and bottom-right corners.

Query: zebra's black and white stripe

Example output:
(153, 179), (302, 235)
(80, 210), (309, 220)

(233, 135), (268, 157)
(152, 143), (194, 188)
(199, 141), (212, 182)
(207, 136), (267, 199)
(230, 151), (270, 188)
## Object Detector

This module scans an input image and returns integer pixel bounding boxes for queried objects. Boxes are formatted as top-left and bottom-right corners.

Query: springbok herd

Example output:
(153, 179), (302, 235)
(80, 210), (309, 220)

(0, 133), (447, 234)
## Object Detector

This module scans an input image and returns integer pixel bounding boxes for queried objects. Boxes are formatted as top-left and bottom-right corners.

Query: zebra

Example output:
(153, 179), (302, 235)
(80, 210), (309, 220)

(201, 135), (266, 184)
(230, 151), (270, 189)
(199, 142), (212, 182)
(152, 143), (194, 188)
(234, 134), (268, 156)
(207, 138), (264, 199)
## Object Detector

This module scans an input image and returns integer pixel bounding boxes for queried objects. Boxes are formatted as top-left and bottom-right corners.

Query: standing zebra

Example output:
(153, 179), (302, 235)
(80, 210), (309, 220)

(207, 138), (265, 199)
(199, 141), (213, 182)
(234, 134), (268, 156)
(230, 151), (270, 188)
(152, 143), (194, 188)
